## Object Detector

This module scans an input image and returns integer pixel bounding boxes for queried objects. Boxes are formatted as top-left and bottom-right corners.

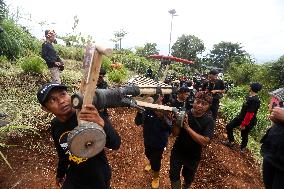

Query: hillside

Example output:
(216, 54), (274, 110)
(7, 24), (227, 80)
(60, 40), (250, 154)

(0, 61), (264, 189)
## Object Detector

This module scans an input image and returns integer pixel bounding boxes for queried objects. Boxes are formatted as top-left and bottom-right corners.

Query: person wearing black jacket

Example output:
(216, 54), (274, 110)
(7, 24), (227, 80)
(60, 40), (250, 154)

(223, 83), (262, 152)
(41, 30), (64, 83)
(171, 86), (192, 112)
(97, 68), (109, 89)
(135, 94), (172, 189)
(201, 70), (225, 121)
(170, 92), (214, 189)
(261, 89), (284, 189)
(37, 83), (121, 189)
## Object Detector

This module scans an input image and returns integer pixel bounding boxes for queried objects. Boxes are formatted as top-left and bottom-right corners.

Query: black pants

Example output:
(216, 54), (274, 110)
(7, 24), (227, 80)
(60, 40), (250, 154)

(210, 100), (220, 121)
(169, 150), (199, 188)
(61, 179), (110, 189)
(226, 116), (255, 149)
(263, 158), (284, 189)
(145, 145), (164, 172)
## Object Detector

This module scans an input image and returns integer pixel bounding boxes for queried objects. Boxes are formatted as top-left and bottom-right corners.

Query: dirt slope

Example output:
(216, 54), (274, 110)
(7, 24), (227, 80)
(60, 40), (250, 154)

(0, 108), (264, 189)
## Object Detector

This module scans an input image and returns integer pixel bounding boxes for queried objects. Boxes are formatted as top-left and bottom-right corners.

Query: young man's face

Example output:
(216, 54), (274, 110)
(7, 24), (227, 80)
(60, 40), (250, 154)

(98, 75), (105, 85)
(209, 74), (218, 81)
(178, 92), (189, 102)
(48, 34), (56, 43)
(42, 89), (73, 117)
(192, 99), (210, 115)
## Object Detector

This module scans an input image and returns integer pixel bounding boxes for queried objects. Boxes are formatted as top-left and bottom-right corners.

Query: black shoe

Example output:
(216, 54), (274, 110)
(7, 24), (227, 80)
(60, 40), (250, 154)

(222, 140), (234, 148)
(240, 147), (246, 153)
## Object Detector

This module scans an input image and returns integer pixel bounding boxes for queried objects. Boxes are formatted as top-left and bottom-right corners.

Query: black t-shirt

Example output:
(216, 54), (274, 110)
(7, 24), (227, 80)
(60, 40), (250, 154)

(239, 95), (260, 120)
(41, 41), (61, 68)
(172, 111), (214, 161)
(261, 122), (284, 171)
(50, 112), (120, 189)
(135, 109), (172, 149)
(171, 98), (191, 112)
(202, 79), (225, 101)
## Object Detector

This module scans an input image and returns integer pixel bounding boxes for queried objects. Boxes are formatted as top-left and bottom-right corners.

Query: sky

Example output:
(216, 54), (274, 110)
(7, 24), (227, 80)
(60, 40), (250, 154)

(4, 0), (284, 63)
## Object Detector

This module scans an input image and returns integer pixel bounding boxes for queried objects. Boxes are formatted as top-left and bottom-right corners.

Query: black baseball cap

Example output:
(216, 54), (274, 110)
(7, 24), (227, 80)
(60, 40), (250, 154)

(99, 68), (106, 75)
(250, 82), (262, 93)
(37, 83), (67, 105)
(209, 69), (219, 75)
(178, 86), (190, 93)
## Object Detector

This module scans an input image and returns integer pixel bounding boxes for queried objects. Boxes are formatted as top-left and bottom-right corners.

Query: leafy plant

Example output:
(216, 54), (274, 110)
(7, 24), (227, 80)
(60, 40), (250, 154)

(20, 54), (47, 74)
(107, 67), (128, 83)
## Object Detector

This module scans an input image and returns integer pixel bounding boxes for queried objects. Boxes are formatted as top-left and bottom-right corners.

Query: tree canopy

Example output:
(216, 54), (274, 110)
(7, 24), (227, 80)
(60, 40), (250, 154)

(171, 34), (205, 61)
(135, 42), (159, 57)
(207, 41), (249, 71)
(0, 0), (7, 23)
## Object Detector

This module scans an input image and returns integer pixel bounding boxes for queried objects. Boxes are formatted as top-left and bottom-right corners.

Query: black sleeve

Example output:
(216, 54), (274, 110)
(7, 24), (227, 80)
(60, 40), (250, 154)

(162, 115), (172, 133)
(51, 126), (69, 179)
(41, 43), (54, 64)
(201, 82), (208, 91)
(41, 43), (58, 65)
(56, 54), (62, 62)
(218, 80), (225, 90)
(202, 117), (215, 139)
(135, 112), (144, 125)
(246, 98), (259, 113)
(103, 117), (121, 150)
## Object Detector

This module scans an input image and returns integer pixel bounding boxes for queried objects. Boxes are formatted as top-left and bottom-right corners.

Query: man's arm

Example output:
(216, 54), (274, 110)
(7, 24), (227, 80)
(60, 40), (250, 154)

(183, 125), (210, 146)
(240, 98), (258, 129)
(50, 126), (69, 184)
(171, 123), (181, 136)
(183, 115), (212, 146)
(103, 117), (121, 150)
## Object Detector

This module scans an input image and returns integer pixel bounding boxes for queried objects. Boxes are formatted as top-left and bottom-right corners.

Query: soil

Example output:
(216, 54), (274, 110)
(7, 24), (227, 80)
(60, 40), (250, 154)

(0, 108), (264, 189)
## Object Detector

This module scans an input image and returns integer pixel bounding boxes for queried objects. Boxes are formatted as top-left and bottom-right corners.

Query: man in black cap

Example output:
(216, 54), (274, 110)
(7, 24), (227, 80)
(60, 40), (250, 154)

(222, 82), (262, 152)
(41, 30), (64, 83)
(135, 94), (172, 188)
(37, 83), (121, 189)
(201, 69), (225, 121)
(170, 92), (214, 189)
(171, 86), (192, 112)
(97, 68), (108, 89)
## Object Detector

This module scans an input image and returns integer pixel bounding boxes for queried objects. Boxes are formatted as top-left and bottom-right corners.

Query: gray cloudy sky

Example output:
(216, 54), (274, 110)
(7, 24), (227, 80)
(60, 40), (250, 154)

(5, 0), (284, 63)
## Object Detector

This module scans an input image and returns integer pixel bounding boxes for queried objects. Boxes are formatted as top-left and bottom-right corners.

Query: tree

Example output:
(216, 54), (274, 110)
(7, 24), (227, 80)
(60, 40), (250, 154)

(268, 55), (284, 88)
(58, 15), (94, 47)
(171, 34), (205, 61)
(135, 43), (159, 57)
(111, 29), (128, 50)
(208, 41), (250, 71)
(0, 0), (7, 23)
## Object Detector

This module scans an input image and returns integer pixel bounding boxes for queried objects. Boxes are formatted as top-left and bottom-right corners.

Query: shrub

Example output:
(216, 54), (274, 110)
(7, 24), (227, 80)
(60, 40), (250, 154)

(0, 19), (41, 59)
(55, 45), (84, 61)
(226, 85), (248, 100)
(107, 67), (128, 84)
(102, 56), (112, 71)
(20, 55), (46, 74)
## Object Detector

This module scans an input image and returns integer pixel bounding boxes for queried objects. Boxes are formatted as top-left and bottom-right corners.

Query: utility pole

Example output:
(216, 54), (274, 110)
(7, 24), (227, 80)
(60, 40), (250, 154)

(168, 9), (178, 56)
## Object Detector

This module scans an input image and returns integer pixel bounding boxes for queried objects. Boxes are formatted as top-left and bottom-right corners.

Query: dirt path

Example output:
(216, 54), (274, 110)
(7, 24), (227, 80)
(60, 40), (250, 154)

(0, 108), (264, 189)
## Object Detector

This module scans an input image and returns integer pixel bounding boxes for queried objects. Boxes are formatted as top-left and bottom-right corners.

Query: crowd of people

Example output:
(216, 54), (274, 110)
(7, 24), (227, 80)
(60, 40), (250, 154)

(38, 30), (283, 189)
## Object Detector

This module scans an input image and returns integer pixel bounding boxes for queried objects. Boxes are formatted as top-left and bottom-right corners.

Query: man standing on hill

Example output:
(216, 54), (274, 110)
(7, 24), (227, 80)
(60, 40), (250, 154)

(222, 83), (262, 153)
(41, 30), (64, 83)
(170, 92), (214, 189)
(135, 94), (172, 189)
(201, 69), (225, 121)
(37, 83), (121, 189)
